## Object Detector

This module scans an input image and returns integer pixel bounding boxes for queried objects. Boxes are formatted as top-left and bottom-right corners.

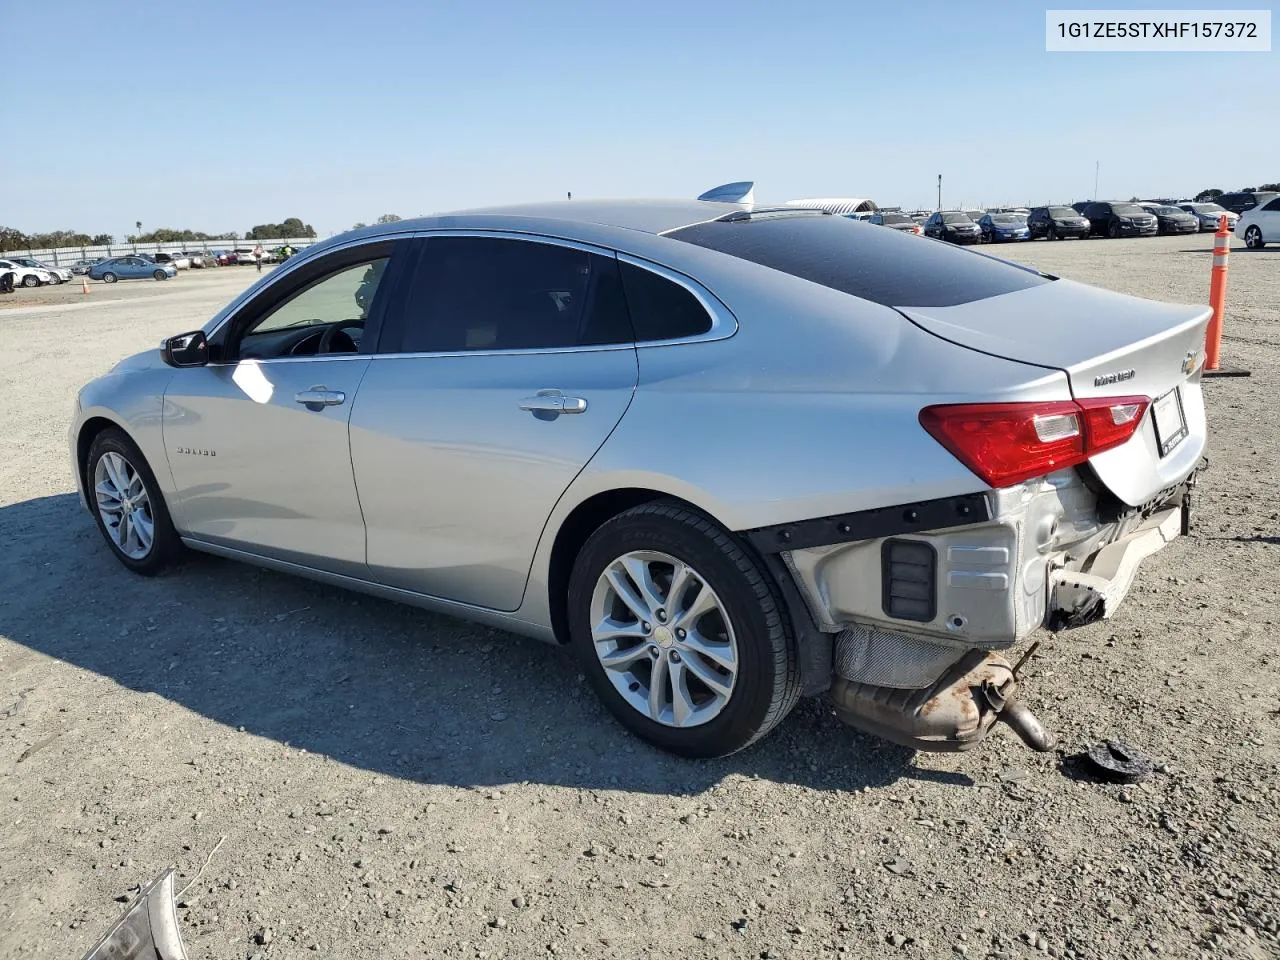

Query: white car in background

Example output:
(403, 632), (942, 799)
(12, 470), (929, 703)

(1234, 195), (1280, 249)
(0, 258), (54, 287)
(11, 257), (72, 283)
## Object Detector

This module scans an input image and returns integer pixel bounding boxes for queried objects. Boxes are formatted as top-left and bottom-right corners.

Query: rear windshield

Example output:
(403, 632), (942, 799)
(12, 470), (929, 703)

(667, 214), (1051, 308)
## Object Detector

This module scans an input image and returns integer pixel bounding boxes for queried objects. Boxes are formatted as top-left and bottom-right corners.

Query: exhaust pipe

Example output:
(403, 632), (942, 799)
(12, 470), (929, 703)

(996, 699), (1056, 752)
(830, 649), (1057, 753)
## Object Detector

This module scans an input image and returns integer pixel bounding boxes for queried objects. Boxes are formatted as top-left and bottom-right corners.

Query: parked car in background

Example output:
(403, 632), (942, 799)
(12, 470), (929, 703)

(1178, 202), (1238, 232)
(1139, 204), (1200, 235)
(69, 258), (107, 275)
(1071, 202), (1091, 215)
(1027, 206), (1090, 240)
(923, 210), (981, 244)
(212, 249), (237, 266)
(961, 209), (984, 225)
(69, 195), (1211, 758)
(149, 252), (191, 270)
(1235, 195), (1280, 249)
(1215, 191), (1280, 216)
(87, 256), (177, 282)
(866, 211), (923, 234)
(179, 251), (208, 268)
(0, 259), (54, 287)
(977, 213), (1029, 243)
(233, 248), (258, 265)
(1081, 202), (1158, 238)
(11, 257), (72, 283)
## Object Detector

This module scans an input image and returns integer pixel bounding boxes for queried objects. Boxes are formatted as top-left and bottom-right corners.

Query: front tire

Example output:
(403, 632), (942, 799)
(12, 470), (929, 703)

(1046, 225), (1057, 241)
(1108, 221), (1120, 239)
(568, 501), (800, 758)
(86, 429), (182, 575)
(1245, 226), (1266, 249)
(153, 269), (167, 281)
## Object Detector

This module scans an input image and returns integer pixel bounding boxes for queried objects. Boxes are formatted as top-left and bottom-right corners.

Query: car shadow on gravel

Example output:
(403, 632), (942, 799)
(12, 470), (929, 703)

(2, 494), (969, 795)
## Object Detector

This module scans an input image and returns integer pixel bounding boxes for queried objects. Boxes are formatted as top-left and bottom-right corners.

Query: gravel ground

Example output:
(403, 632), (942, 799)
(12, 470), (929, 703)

(1, 235), (1276, 960)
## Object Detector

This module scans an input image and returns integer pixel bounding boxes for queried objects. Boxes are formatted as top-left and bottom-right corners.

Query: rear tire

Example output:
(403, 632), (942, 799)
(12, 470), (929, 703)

(86, 429), (183, 575)
(102, 272), (118, 283)
(22, 274), (40, 287)
(1245, 226), (1266, 249)
(567, 500), (801, 758)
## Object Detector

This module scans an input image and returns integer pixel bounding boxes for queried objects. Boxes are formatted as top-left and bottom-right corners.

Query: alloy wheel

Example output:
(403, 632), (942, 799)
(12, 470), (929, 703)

(94, 451), (155, 560)
(589, 550), (738, 728)
(1246, 227), (1262, 249)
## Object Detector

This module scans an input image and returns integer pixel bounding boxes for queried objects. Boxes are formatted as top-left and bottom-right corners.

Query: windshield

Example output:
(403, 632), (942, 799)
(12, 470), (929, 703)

(990, 215), (1022, 224)
(1189, 203), (1224, 213)
(881, 214), (911, 224)
(668, 214), (1049, 308)
(1150, 206), (1182, 215)
(1113, 204), (1146, 217)
(1047, 206), (1077, 217)
(941, 212), (971, 224)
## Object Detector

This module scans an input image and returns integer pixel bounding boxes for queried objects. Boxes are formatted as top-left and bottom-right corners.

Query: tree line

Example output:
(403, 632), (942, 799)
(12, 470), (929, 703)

(1193, 183), (1280, 201)
(0, 217), (318, 253)
(1, 227), (114, 253)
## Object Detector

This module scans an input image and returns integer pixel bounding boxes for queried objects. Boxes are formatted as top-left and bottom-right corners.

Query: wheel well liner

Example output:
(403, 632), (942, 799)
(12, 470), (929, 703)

(76, 416), (121, 495)
(547, 488), (668, 644)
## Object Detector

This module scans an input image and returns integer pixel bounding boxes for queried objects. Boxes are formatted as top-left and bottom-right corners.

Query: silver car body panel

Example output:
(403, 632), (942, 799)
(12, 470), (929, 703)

(70, 199), (1209, 679)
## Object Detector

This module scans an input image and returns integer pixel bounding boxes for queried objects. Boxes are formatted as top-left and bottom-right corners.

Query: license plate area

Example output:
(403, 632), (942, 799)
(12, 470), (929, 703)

(1152, 388), (1188, 457)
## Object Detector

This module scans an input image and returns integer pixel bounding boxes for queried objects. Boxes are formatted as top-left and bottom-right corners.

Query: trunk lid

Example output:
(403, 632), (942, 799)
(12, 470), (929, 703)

(898, 277), (1210, 506)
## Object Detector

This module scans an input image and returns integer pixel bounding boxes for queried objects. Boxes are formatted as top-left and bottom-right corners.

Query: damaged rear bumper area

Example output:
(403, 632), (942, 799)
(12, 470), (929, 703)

(747, 469), (1196, 752)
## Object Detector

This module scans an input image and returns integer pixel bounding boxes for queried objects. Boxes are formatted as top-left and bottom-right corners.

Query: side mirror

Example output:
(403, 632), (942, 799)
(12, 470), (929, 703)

(161, 330), (209, 368)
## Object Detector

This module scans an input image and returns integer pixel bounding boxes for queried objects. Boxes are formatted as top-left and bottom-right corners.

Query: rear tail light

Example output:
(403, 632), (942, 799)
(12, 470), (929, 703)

(918, 396), (1150, 488)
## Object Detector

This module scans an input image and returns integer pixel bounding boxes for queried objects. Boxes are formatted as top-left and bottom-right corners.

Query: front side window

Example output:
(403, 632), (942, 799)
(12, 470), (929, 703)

(396, 237), (632, 353)
(250, 260), (387, 336)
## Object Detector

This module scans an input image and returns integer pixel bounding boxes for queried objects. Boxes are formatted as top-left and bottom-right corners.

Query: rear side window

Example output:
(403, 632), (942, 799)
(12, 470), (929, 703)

(667, 214), (1049, 308)
(397, 237), (633, 352)
(619, 261), (713, 341)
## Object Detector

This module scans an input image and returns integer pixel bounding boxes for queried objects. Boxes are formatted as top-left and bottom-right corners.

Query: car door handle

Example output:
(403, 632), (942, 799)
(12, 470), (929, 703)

(519, 390), (587, 417)
(295, 387), (346, 408)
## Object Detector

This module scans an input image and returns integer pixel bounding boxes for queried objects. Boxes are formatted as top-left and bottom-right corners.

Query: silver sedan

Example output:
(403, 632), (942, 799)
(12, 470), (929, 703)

(70, 192), (1210, 757)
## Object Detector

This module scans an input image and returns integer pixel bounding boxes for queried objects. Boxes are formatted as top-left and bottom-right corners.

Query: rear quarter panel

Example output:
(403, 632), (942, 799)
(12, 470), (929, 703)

(516, 263), (1070, 625)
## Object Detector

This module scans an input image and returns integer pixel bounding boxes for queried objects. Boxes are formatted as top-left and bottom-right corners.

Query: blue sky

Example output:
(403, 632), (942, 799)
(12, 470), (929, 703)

(7, 0), (1275, 237)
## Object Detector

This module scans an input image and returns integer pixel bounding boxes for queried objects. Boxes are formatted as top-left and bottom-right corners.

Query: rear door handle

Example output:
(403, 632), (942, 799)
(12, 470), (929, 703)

(519, 390), (588, 418)
(295, 387), (346, 408)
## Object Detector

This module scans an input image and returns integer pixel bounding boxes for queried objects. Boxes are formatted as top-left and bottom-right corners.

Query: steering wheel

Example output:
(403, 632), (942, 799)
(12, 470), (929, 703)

(317, 320), (363, 354)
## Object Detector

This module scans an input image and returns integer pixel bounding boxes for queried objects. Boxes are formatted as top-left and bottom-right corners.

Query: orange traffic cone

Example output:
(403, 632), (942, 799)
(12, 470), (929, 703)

(81, 277), (90, 295)
(1203, 215), (1249, 378)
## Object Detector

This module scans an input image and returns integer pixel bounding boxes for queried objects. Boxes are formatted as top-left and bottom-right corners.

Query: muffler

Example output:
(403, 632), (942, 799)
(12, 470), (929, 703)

(829, 649), (1055, 753)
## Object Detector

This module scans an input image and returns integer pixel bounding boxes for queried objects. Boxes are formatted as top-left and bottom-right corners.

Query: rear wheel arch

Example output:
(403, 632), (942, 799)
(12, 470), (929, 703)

(546, 487), (828, 693)
(547, 488), (674, 644)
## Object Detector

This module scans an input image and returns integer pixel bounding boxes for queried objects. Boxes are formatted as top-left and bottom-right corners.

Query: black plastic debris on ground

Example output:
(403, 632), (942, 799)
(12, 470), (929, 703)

(1079, 739), (1154, 784)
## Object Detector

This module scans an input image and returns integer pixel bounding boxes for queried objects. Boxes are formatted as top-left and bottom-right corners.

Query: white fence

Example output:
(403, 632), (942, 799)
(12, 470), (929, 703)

(7, 237), (320, 266)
